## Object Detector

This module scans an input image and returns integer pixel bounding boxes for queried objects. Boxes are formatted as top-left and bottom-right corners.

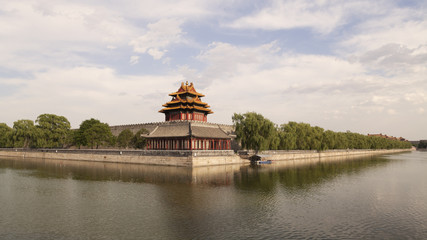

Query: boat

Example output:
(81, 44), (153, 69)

(257, 160), (272, 164)
(250, 154), (272, 164)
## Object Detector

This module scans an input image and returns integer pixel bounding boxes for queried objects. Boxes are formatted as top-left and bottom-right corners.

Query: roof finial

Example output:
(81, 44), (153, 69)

(186, 81), (188, 86)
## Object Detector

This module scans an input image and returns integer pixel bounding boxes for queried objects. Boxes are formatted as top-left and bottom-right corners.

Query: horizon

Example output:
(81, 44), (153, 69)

(1, 1), (426, 140)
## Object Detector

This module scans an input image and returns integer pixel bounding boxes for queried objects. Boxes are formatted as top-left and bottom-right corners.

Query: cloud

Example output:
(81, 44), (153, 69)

(227, 0), (387, 34)
(405, 91), (427, 105)
(0, 1), (137, 72)
(129, 19), (185, 60)
(339, 6), (427, 76)
(1, 0), (426, 139)
(0, 66), (183, 127)
(129, 56), (140, 65)
(341, 7), (427, 51)
(190, 39), (427, 137)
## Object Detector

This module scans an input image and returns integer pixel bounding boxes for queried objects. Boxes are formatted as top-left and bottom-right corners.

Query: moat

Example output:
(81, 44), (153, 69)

(1, 151), (426, 239)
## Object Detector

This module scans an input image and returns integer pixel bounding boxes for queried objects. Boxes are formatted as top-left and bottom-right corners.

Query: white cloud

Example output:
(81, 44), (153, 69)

(387, 109), (397, 115)
(405, 91), (427, 105)
(106, 0), (221, 20)
(1, 0), (426, 140)
(339, 6), (427, 78)
(0, 1), (138, 72)
(0, 66), (183, 128)
(129, 19), (185, 60)
(129, 56), (140, 65)
(228, 0), (388, 34)
(341, 8), (427, 51)
(191, 40), (427, 138)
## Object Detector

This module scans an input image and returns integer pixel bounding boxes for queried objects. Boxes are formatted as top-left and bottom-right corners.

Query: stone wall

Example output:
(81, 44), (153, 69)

(0, 148), (411, 167)
(0, 149), (245, 167)
(255, 149), (411, 161)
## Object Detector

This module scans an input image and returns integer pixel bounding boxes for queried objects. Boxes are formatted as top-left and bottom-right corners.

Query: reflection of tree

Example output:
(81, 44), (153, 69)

(234, 165), (280, 193)
(234, 156), (390, 193)
(0, 158), (194, 184)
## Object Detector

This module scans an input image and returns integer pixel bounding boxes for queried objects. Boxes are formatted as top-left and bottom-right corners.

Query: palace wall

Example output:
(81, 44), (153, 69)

(0, 149), (245, 167)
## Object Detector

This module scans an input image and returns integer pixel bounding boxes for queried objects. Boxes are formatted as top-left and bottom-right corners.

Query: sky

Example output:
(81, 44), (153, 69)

(0, 0), (426, 140)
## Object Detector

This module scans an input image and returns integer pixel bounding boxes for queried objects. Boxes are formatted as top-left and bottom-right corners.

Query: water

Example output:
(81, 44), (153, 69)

(1, 151), (426, 239)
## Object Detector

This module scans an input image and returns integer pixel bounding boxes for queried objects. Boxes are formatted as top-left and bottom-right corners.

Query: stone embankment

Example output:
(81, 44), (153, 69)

(0, 148), (412, 167)
(248, 149), (412, 161)
(0, 149), (245, 167)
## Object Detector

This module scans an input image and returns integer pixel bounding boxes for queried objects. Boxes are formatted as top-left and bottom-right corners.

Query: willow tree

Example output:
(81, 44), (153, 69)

(279, 122), (297, 150)
(0, 123), (13, 148)
(35, 113), (71, 148)
(232, 112), (278, 153)
(11, 119), (38, 148)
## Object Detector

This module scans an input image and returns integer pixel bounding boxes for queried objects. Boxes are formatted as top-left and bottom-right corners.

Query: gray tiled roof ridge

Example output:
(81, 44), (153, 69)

(144, 121), (232, 139)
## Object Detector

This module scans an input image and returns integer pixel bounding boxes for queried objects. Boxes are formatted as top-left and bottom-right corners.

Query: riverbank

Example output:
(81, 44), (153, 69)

(250, 149), (412, 161)
(0, 149), (245, 167)
(0, 148), (412, 167)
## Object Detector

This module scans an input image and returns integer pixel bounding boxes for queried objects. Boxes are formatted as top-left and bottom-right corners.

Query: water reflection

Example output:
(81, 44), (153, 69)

(0, 154), (390, 190)
(235, 155), (390, 192)
(0, 157), (240, 185)
(1, 153), (425, 239)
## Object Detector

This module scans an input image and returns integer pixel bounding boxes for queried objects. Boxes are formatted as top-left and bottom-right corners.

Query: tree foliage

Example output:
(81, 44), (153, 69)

(117, 129), (133, 149)
(132, 128), (149, 149)
(11, 120), (38, 148)
(233, 112), (413, 151)
(74, 118), (113, 149)
(35, 114), (71, 148)
(232, 112), (279, 153)
(0, 123), (13, 148)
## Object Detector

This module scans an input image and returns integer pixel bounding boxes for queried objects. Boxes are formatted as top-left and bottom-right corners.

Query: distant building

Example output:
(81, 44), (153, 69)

(368, 133), (407, 141)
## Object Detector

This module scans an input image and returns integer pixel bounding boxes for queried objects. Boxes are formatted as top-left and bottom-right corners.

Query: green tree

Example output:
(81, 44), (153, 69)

(295, 122), (312, 150)
(132, 128), (149, 149)
(279, 122), (297, 150)
(74, 118), (113, 149)
(117, 129), (134, 149)
(310, 126), (324, 150)
(334, 132), (349, 149)
(232, 112), (278, 153)
(418, 140), (427, 149)
(0, 123), (13, 148)
(11, 120), (38, 148)
(322, 130), (336, 150)
(35, 113), (71, 148)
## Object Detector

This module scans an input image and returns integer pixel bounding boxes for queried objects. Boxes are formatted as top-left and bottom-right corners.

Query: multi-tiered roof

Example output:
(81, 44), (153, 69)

(159, 82), (213, 122)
